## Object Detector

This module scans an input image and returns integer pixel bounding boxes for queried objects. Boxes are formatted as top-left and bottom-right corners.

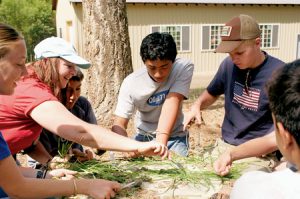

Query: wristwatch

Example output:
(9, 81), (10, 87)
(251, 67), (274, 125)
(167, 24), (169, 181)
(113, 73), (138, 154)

(36, 170), (44, 178)
(36, 169), (48, 179)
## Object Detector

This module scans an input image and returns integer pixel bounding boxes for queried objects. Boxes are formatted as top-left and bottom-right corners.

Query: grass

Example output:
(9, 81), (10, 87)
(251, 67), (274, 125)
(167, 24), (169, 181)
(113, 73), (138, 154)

(63, 152), (247, 197)
(57, 138), (73, 158)
(186, 88), (206, 103)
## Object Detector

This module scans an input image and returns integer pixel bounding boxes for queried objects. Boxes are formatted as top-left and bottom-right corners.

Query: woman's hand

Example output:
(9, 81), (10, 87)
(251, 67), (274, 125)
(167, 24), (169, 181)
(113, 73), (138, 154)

(47, 168), (77, 180)
(72, 148), (94, 162)
(81, 179), (121, 199)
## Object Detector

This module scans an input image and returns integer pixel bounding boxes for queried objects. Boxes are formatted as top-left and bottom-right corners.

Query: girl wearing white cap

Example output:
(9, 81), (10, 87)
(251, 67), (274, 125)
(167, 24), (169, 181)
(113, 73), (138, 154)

(0, 24), (168, 198)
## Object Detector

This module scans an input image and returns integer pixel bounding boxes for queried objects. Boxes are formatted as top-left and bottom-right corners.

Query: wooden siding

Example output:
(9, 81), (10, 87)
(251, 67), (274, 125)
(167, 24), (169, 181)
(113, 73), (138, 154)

(127, 3), (300, 87)
(56, 1), (300, 87)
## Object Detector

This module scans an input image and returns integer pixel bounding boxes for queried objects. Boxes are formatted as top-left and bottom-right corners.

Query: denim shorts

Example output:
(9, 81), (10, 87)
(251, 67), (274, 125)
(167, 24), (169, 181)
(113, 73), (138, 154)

(134, 132), (189, 157)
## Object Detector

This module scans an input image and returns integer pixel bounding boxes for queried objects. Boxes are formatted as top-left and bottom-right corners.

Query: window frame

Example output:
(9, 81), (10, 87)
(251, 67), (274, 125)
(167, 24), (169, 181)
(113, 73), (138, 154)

(201, 24), (223, 52)
(150, 25), (191, 53)
(201, 23), (280, 52)
(259, 23), (280, 49)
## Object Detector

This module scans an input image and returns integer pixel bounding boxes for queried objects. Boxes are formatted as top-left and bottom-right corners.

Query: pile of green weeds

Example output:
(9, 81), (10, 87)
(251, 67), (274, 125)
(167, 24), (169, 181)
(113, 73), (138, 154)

(67, 154), (246, 190)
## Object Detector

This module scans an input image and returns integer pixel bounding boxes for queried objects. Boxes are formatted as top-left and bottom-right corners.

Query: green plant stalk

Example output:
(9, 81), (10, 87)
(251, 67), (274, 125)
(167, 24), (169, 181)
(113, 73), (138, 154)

(58, 138), (74, 158)
(66, 155), (247, 187)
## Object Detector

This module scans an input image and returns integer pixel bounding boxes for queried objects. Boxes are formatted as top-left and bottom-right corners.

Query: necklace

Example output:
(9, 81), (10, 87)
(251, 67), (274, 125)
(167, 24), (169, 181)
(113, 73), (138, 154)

(245, 70), (250, 95)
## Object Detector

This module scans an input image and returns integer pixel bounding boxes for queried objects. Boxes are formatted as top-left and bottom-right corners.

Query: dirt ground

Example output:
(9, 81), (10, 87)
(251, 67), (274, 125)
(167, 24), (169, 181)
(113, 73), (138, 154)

(184, 96), (224, 152)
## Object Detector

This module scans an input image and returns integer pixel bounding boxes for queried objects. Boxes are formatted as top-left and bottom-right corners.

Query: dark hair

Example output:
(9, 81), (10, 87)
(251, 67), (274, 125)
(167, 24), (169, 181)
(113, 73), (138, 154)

(140, 32), (177, 63)
(0, 23), (24, 59)
(60, 68), (84, 106)
(267, 59), (300, 146)
(70, 68), (84, 82)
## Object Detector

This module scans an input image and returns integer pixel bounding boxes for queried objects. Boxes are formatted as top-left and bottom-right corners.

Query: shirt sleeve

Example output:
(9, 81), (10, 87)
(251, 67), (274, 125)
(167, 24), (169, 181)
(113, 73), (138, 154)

(82, 98), (97, 125)
(114, 78), (135, 119)
(0, 132), (11, 160)
(231, 171), (282, 199)
(207, 59), (228, 96)
(169, 59), (194, 99)
(20, 81), (58, 117)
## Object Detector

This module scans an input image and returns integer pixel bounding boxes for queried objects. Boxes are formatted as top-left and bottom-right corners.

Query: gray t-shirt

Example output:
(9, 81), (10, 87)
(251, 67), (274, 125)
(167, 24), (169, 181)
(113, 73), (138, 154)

(115, 58), (194, 137)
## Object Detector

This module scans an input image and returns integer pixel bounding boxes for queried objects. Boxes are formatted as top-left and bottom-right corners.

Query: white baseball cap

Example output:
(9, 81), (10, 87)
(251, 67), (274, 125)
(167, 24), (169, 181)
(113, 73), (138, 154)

(34, 37), (91, 69)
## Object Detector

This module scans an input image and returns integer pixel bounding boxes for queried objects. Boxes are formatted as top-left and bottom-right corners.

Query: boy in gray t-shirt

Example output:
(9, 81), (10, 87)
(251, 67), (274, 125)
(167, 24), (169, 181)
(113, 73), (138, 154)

(112, 32), (194, 156)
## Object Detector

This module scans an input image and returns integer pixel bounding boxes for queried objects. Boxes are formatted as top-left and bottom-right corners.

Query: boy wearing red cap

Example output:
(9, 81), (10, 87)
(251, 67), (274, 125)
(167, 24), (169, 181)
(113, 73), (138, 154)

(184, 14), (284, 173)
(231, 60), (300, 198)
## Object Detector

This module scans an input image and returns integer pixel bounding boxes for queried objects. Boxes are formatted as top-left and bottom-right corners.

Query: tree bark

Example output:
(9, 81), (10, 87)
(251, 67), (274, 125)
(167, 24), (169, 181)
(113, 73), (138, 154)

(82, 0), (133, 127)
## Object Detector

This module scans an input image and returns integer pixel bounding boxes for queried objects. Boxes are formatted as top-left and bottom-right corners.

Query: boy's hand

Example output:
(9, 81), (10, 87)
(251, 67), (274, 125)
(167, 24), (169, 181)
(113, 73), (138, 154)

(183, 104), (203, 130)
(137, 141), (169, 159)
(213, 150), (233, 176)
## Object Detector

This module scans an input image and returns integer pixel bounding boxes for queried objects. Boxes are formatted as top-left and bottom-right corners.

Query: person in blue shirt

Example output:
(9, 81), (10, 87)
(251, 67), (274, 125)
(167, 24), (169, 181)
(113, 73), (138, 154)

(231, 60), (300, 199)
(184, 15), (284, 175)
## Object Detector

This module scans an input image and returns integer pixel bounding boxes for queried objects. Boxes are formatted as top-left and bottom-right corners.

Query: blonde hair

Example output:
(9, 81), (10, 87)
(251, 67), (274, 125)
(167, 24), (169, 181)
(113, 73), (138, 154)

(0, 23), (24, 59)
(26, 58), (62, 99)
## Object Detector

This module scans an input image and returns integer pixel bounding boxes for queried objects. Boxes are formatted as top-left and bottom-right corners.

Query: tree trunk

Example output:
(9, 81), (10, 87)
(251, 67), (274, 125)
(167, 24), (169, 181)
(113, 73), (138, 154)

(82, 0), (133, 127)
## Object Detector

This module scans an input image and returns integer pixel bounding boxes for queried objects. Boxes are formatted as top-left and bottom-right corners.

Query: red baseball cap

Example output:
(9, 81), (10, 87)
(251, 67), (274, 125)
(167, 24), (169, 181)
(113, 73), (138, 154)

(215, 14), (261, 53)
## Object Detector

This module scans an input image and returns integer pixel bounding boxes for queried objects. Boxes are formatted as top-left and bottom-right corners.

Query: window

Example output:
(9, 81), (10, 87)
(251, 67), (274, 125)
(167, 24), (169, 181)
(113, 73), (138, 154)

(201, 25), (223, 51)
(151, 25), (191, 52)
(259, 24), (279, 48)
(202, 24), (279, 51)
(66, 21), (74, 45)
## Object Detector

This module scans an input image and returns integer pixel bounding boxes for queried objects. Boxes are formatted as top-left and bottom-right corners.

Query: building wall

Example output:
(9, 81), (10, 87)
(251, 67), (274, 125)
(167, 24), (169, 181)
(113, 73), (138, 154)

(73, 3), (84, 56)
(56, 1), (300, 87)
(56, 0), (83, 55)
(127, 3), (300, 87)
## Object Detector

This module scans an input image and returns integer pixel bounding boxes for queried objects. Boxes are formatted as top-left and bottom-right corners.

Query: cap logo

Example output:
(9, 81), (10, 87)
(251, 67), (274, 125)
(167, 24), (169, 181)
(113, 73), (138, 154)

(220, 26), (232, 37)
